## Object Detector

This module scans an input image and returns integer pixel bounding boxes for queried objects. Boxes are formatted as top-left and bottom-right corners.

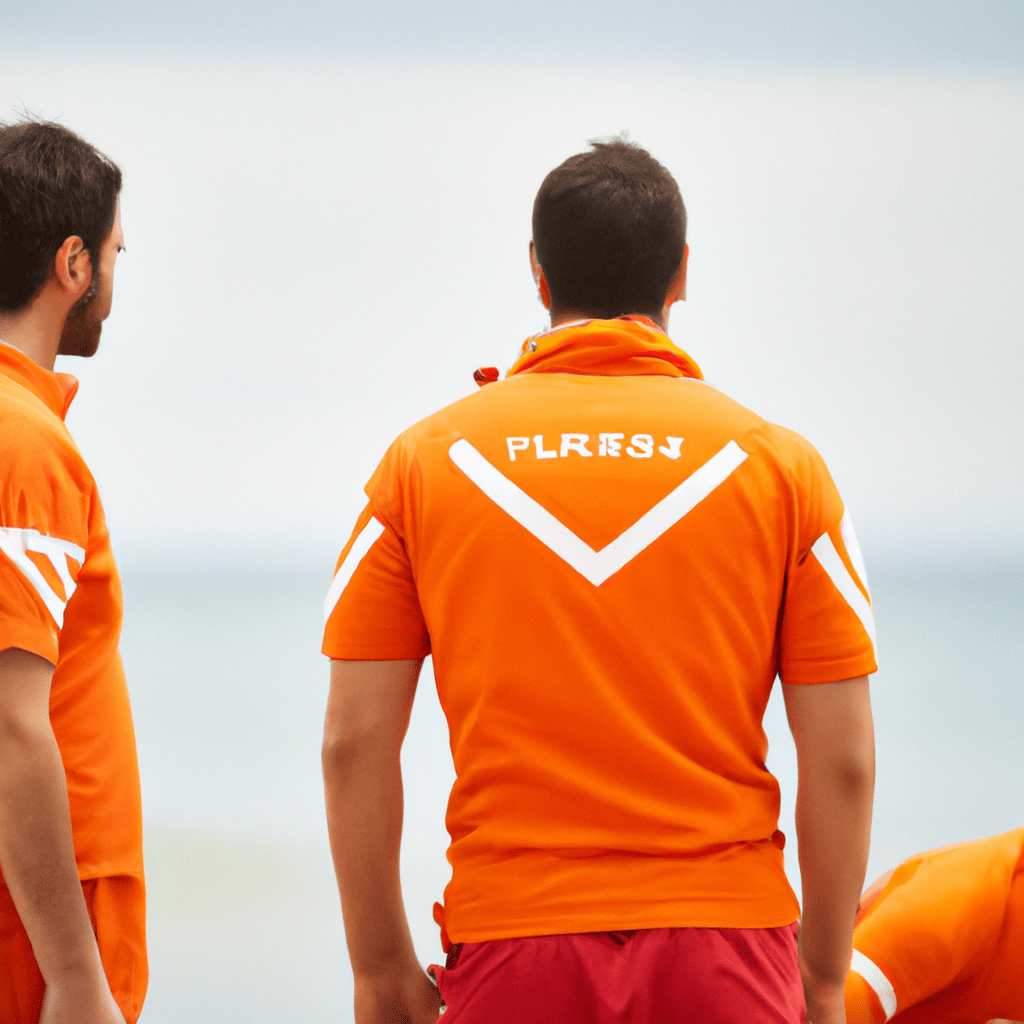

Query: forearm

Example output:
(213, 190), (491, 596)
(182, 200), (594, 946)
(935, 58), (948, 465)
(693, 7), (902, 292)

(784, 676), (875, 1023)
(323, 659), (443, 1024)
(795, 750), (874, 989)
(323, 658), (426, 979)
(323, 735), (418, 977)
(0, 718), (103, 984)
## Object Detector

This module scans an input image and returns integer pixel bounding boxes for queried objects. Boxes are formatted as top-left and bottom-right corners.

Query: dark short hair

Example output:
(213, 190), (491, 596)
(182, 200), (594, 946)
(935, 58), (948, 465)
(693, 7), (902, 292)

(532, 137), (686, 320)
(0, 119), (122, 313)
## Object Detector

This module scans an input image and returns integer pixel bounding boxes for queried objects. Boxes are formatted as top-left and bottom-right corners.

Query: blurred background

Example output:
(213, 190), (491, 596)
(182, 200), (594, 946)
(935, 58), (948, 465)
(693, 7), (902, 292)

(2, 1), (1023, 1019)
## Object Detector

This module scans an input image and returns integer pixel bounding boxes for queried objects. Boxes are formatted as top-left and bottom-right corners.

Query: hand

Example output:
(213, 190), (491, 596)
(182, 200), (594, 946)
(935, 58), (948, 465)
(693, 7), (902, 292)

(354, 967), (444, 1024)
(803, 981), (846, 1024)
(40, 972), (126, 1024)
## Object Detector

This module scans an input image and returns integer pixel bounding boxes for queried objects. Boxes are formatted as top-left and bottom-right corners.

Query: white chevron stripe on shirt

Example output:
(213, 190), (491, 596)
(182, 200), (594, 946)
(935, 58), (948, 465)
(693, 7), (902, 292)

(448, 438), (749, 587)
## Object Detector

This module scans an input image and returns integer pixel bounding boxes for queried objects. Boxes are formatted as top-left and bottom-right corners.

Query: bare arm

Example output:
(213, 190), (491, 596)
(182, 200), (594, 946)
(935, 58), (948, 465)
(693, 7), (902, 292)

(784, 676), (875, 1024)
(0, 647), (124, 1024)
(322, 658), (443, 1024)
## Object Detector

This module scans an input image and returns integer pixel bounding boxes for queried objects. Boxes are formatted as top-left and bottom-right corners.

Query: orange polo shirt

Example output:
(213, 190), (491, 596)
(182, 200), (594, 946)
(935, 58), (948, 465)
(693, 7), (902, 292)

(846, 828), (1024, 1024)
(0, 341), (144, 886)
(323, 316), (877, 942)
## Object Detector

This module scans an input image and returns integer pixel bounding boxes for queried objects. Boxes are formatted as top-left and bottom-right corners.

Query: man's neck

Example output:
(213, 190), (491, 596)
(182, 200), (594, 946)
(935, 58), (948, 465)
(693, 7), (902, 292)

(0, 309), (62, 372)
(549, 308), (667, 331)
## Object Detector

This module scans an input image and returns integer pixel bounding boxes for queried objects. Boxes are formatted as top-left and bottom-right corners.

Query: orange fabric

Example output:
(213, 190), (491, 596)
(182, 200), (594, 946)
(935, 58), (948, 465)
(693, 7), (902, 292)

(324, 317), (877, 942)
(846, 828), (1024, 1023)
(0, 875), (146, 1023)
(0, 344), (143, 880)
(845, 972), (887, 1024)
(508, 314), (705, 378)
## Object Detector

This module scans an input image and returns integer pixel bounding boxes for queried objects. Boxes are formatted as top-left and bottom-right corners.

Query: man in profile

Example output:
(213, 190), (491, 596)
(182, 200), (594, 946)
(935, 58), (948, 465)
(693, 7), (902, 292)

(0, 120), (145, 1024)
(322, 138), (876, 1023)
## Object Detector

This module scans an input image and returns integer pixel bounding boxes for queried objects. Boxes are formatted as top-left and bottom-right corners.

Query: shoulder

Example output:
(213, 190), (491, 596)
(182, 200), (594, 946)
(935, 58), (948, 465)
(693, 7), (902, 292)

(676, 379), (827, 473)
(381, 386), (501, 459)
(681, 390), (841, 517)
(752, 421), (826, 466)
(0, 384), (94, 538)
(364, 403), (466, 512)
(729, 412), (832, 487)
(0, 377), (79, 455)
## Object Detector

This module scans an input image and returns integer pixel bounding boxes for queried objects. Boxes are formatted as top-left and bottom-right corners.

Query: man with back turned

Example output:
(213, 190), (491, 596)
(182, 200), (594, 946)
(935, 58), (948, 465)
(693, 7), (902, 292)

(0, 119), (145, 1024)
(321, 137), (877, 1023)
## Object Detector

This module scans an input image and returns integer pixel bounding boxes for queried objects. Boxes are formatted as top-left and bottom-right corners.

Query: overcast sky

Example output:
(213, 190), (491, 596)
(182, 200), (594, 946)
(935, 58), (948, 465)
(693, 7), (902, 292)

(5, 0), (1023, 68)
(2, 4), (1022, 575)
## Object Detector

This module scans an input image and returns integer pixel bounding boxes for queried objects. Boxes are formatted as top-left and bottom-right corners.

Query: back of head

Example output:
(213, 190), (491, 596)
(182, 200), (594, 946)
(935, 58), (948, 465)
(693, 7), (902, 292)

(0, 119), (122, 314)
(532, 137), (686, 321)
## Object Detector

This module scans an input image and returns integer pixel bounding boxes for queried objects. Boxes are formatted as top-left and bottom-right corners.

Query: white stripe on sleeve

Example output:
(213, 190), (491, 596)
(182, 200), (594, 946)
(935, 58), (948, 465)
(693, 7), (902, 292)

(850, 949), (898, 1020)
(0, 527), (85, 629)
(810, 529), (877, 652)
(840, 506), (871, 599)
(323, 517), (386, 622)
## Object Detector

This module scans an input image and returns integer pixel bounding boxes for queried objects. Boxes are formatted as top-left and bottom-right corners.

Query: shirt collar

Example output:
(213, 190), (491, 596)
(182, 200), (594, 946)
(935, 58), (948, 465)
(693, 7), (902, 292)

(507, 315), (704, 380)
(0, 340), (79, 420)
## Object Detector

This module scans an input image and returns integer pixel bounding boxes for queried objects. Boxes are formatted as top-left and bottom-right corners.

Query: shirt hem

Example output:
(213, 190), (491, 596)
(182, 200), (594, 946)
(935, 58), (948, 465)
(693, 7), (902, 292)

(780, 654), (877, 685)
(323, 643), (432, 660)
(0, 859), (144, 892)
(0, 627), (59, 666)
(446, 905), (801, 944)
(75, 859), (145, 882)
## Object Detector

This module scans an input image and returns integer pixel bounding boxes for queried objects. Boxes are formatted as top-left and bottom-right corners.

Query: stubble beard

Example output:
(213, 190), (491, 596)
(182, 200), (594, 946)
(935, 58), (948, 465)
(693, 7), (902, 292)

(58, 271), (104, 358)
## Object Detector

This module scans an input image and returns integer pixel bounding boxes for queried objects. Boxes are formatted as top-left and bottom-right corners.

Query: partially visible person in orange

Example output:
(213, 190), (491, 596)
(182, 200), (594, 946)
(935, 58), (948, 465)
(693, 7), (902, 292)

(0, 120), (145, 1024)
(321, 137), (876, 1024)
(846, 828), (1024, 1024)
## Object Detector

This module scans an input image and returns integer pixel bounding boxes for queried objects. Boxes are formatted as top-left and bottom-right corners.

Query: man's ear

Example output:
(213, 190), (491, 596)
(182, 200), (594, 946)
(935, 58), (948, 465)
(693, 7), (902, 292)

(53, 236), (94, 303)
(529, 240), (551, 311)
(663, 243), (689, 307)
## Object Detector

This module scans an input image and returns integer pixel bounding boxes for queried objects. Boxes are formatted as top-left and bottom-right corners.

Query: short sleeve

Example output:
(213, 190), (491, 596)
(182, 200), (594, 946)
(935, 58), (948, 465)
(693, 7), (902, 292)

(0, 527), (85, 664)
(322, 503), (430, 661)
(0, 405), (89, 669)
(777, 441), (877, 684)
(1, 395), (93, 664)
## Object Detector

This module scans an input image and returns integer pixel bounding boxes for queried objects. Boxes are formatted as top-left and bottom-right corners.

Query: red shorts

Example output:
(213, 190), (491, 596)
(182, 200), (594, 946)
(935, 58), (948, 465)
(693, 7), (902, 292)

(430, 924), (804, 1023)
(0, 876), (147, 1024)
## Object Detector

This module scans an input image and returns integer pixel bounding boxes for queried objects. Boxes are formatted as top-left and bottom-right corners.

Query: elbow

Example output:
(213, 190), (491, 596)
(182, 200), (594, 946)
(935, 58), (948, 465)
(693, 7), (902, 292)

(321, 695), (362, 772)
(321, 716), (381, 777)
(796, 741), (875, 811)
(840, 745), (876, 797)
(0, 712), (54, 755)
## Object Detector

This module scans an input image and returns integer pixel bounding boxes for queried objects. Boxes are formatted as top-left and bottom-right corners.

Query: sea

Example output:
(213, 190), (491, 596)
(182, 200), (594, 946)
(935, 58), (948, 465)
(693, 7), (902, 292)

(121, 564), (1024, 1022)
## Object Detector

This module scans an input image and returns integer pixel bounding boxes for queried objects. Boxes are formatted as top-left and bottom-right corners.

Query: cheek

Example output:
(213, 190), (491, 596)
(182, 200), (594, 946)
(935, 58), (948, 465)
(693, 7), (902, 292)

(91, 280), (114, 322)
(99, 261), (117, 311)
